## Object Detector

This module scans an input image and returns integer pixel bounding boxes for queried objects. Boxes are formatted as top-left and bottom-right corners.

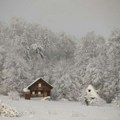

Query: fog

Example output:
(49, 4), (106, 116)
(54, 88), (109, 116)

(0, 0), (120, 38)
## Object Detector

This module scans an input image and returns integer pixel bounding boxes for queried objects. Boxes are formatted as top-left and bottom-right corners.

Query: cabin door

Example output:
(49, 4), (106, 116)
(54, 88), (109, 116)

(44, 91), (47, 97)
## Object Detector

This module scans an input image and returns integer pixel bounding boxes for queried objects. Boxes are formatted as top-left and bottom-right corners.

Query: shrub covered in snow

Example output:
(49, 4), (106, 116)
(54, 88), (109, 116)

(41, 96), (51, 101)
(8, 91), (20, 100)
(0, 100), (19, 117)
(60, 98), (69, 101)
(85, 96), (106, 106)
(112, 95), (120, 107)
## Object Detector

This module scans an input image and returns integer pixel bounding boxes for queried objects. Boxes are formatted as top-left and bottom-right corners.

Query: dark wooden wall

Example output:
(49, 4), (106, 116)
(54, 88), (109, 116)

(28, 79), (52, 97)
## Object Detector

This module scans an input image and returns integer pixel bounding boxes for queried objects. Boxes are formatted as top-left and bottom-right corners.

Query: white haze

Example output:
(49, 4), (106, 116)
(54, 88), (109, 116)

(0, 0), (120, 38)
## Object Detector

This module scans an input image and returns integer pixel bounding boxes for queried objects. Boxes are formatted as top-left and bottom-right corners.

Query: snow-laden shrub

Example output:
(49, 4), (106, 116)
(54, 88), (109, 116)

(60, 98), (69, 101)
(112, 95), (120, 107)
(85, 96), (106, 106)
(0, 100), (19, 117)
(8, 91), (20, 100)
(41, 96), (51, 101)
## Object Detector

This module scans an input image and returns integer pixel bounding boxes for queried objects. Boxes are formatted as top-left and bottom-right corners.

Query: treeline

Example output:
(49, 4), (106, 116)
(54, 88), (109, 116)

(0, 18), (120, 103)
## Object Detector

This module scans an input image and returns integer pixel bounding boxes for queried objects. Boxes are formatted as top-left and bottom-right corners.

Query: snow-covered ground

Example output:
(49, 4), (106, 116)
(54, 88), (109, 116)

(0, 95), (120, 120)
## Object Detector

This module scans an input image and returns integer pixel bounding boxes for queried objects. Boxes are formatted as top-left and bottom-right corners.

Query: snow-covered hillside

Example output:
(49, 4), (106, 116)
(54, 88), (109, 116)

(0, 20), (120, 103)
(0, 95), (120, 120)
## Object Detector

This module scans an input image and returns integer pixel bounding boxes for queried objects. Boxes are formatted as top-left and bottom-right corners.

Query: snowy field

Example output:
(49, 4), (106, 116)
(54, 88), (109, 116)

(0, 95), (120, 120)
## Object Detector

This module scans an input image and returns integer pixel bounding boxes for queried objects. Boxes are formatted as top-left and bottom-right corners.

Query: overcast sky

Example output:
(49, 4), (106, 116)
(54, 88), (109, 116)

(0, 0), (120, 38)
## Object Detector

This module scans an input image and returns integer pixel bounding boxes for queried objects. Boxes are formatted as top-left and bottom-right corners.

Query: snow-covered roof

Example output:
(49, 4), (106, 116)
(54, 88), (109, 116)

(86, 84), (99, 98)
(25, 78), (53, 89)
(23, 88), (30, 92)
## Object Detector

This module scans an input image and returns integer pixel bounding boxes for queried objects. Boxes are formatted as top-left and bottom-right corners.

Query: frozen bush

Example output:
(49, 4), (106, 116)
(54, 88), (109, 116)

(8, 91), (20, 100)
(84, 96), (106, 106)
(112, 95), (120, 107)
(0, 100), (19, 117)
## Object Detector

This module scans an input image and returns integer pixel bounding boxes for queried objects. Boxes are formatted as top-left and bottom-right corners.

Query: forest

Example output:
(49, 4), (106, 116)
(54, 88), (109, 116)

(0, 18), (120, 103)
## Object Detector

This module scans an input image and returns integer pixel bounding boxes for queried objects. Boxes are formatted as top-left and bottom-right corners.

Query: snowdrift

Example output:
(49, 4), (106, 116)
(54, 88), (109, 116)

(0, 100), (19, 117)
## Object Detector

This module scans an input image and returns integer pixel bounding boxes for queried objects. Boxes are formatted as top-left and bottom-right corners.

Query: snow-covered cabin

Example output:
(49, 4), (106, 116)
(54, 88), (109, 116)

(23, 78), (53, 100)
(85, 84), (106, 105)
(86, 84), (99, 98)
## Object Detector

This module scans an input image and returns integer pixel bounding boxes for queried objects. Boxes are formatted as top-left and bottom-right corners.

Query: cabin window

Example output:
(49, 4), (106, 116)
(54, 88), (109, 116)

(38, 91), (41, 95)
(88, 89), (91, 92)
(32, 91), (35, 95)
(38, 83), (41, 87)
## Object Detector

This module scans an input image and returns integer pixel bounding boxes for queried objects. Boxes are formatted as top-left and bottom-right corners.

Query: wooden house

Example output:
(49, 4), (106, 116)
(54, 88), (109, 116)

(23, 78), (53, 100)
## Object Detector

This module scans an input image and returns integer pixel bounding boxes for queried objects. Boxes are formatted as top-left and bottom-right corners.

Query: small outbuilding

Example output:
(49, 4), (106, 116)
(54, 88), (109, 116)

(23, 78), (53, 100)
(84, 84), (105, 105)
(86, 84), (99, 98)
